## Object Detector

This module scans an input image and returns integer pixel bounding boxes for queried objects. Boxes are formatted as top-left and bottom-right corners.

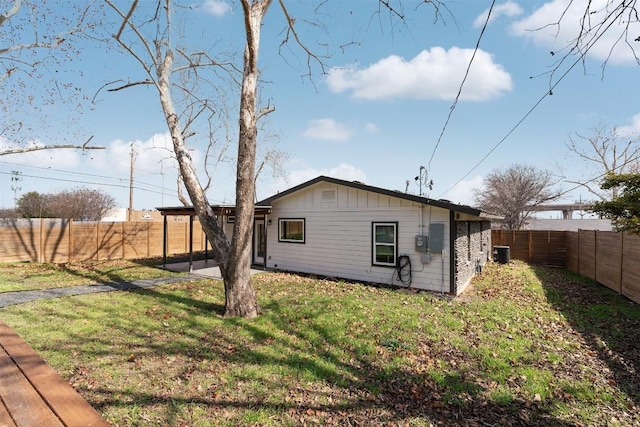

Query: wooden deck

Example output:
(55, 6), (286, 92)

(0, 321), (110, 427)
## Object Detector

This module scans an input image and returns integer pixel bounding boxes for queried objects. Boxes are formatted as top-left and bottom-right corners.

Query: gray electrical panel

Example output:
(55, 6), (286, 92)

(428, 223), (445, 253)
(415, 235), (428, 252)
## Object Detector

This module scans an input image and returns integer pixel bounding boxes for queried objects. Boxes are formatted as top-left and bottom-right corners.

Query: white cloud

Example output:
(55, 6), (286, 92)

(0, 138), (82, 169)
(473, 1), (523, 28)
(91, 133), (204, 191)
(93, 133), (178, 176)
(268, 163), (367, 195)
(617, 113), (640, 137)
(441, 175), (484, 206)
(201, 0), (231, 16)
(510, 0), (640, 65)
(365, 122), (380, 133)
(326, 47), (512, 101)
(303, 118), (352, 142)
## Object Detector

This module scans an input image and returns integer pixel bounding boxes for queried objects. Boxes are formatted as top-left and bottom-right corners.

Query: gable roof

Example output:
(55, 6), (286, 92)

(257, 175), (500, 219)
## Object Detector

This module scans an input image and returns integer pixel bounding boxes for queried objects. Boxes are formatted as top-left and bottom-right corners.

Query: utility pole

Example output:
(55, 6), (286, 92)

(128, 144), (135, 222)
(10, 170), (22, 208)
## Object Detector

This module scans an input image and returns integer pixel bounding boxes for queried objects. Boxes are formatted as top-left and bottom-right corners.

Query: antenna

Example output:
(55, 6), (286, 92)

(414, 166), (433, 196)
(10, 170), (23, 208)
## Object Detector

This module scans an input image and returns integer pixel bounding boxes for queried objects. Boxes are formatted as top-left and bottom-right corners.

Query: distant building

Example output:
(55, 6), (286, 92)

(524, 218), (612, 231)
(101, 208), (162, 222)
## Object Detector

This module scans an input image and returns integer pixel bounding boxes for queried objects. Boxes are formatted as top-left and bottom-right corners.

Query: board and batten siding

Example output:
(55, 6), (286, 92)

(265, 182), (451, 292)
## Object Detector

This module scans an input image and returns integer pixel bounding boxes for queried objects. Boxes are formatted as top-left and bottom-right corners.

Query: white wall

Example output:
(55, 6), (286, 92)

(264, 181), (451, 292)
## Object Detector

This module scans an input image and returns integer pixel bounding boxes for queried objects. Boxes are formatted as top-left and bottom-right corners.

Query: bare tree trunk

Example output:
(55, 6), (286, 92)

(106, 0), (267, 318)
(222, 0), (270, 319)
(155, 40), (232, 282)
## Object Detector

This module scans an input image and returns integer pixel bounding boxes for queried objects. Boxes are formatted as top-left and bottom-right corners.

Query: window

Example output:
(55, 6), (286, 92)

(279, 218), (305, 243)
(372, 222), (397, 267)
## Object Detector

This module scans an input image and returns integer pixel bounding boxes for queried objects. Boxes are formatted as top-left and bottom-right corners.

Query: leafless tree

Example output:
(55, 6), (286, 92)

(565, 123), (640, 200)
(0, 208), (18, 218)
(0, 1), (105, 154)
(16, 188), (116, 220)
(104, 0), (277, 318)
(99, 0), (449, 318)
(474, 164), (562, 230)
(535, 1), (639, 87)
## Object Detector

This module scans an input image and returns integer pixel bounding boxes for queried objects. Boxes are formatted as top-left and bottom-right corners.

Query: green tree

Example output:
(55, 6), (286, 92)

(590, 173), (640, 234)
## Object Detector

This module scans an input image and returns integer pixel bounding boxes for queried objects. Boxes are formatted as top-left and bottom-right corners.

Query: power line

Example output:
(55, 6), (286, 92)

(438, 3), (625, 200)
(0, 170), (178, 198)
(0, 160), (172, 193)
(427, 0), (496, 172)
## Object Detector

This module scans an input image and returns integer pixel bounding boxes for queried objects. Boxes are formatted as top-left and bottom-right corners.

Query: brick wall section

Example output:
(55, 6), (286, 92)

(454, 220), (492, 294)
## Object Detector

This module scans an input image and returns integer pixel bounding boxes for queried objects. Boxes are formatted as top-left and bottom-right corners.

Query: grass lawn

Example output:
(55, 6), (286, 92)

(0, 260), (638, 426)
(0, 258), (185, 292)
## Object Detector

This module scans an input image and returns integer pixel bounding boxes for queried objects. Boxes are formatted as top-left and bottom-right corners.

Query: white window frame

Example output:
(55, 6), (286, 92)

(372, 222), (397, 267)
(279, 218), (305, 243)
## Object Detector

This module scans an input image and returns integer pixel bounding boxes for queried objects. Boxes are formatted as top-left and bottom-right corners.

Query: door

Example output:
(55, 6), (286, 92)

(253, 218), (266, 265)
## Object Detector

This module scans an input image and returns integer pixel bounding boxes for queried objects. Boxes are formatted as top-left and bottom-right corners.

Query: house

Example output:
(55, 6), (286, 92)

(255, 176), (500, 295)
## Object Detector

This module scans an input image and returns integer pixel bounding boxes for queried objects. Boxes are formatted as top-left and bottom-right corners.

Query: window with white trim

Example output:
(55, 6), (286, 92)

(372, 222), (397, 267)
(279, 218), (305, 243)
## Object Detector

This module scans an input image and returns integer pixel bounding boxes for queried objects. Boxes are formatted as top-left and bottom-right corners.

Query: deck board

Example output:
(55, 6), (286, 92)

(0, 321), (110, 427)
(0, 398), (17, 427)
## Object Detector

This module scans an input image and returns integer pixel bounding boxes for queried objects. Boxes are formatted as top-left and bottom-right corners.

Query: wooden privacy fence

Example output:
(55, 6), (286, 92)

(492, 229), (640, 304)
(491, 230), (567, 267)
(566, 230), (640, 305)
(0, 218), (207, 263)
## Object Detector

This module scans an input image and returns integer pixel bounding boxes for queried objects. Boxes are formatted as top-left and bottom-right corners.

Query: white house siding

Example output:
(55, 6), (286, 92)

(264, 182), (452, 292)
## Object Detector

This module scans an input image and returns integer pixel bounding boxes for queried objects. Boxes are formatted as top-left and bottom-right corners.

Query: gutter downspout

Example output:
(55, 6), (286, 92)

(449, 210), (456, 294)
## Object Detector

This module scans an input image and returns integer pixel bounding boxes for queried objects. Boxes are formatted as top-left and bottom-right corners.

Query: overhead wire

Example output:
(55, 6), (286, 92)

(438, 2), (626, 200)
(0, 160), (174, 194)
(427, 0), (496, 172)
(0, 169), (173, 197)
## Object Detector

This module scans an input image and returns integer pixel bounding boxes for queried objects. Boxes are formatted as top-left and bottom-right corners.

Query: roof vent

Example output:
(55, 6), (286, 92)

(322, 190), (336, 200)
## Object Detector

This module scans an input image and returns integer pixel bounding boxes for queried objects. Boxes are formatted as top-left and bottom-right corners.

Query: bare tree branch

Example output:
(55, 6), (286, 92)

(115, 0), (138, 40)
(106, 79), (154, 91)
(0, 143), (105, 157)
(565, 123), (640, 200)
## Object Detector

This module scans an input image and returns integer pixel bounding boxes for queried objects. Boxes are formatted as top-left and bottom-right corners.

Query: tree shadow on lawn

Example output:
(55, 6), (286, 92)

(49, 286), (579, 427)
(532, 266), (640, 406)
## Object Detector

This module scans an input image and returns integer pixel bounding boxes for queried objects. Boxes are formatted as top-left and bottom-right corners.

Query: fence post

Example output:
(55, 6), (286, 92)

(619, 232), (624, 294)
(594, 230), (598, 283)
(38, 218), (44, 263)
(577, 230), (580, 275)
(121, 222), (126, 260)
(68, 219), (73, 263)
(146, 222), (150, 258)
(96, 221), (100, 261)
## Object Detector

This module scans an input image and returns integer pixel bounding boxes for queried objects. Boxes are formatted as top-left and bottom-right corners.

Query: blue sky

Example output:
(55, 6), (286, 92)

(1, 0), (639, 218)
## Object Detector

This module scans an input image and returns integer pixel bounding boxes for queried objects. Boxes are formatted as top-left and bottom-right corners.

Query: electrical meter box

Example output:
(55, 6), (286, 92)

(429, 223), (445, 253)
(415, 235), (428, 252)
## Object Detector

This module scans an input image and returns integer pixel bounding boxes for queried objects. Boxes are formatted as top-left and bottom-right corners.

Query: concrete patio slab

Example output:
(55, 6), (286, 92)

(161, 259), (267, 279)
